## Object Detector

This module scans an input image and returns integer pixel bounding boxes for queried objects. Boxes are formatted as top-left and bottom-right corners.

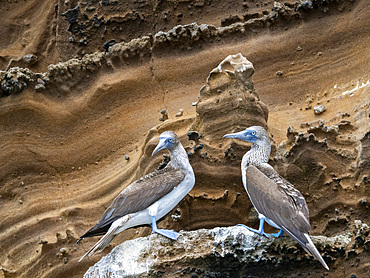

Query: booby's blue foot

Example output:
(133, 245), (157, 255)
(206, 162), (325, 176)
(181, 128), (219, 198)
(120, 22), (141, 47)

(153, 229), (180, 240)
(270, 229), (284, 238)
(237, 224), (270, 238)
(237, 222), (270, 238)
(151, 216), (180, 240)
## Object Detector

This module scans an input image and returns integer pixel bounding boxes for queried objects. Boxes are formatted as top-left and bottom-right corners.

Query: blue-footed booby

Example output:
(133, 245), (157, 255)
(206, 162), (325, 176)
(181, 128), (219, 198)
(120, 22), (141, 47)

(223, 126), (329, 270)
(78, 131), (195, 261)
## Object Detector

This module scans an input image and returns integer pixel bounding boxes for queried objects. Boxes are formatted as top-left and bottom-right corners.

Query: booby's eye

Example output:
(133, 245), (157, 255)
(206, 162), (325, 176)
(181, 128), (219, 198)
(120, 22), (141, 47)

(252, 131), (256, 136)
(168, 138), (173, 143)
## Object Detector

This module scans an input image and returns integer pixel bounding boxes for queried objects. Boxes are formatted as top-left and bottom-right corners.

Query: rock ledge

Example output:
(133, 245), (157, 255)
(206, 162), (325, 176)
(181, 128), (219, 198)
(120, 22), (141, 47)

(83, 222), (366, 277)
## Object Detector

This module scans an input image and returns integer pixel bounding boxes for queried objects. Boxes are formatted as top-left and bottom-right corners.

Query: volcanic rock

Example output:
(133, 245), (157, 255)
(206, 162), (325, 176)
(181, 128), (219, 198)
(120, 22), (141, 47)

(84, 223), (361, 277)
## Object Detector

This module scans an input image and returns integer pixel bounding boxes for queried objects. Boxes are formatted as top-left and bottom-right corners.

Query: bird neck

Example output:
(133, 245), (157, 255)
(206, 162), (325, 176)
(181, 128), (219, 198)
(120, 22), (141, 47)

(242, 141), (271, 168)
(168, 144), (192, 172)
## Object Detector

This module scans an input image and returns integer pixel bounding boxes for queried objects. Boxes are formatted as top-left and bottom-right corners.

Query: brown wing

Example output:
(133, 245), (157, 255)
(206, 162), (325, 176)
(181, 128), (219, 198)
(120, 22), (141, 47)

(245, 164), (312, 251)
(80, 165), (186, 238)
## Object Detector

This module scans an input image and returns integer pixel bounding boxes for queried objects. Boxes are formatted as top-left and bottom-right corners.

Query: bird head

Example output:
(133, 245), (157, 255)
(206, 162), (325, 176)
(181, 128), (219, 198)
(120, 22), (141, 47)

(152, 131), (180, 155)
(223, 126), (270, 145)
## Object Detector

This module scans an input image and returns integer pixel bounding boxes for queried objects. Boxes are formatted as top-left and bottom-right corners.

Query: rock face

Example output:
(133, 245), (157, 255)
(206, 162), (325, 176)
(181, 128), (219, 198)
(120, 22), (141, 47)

(84, 221), (367, 277)
(82, 53), (370, 277)
(0, 0), (369, 277)
(127, 54), (272, 240)
(0, 0), (337, 72)
(192, 53), (268, 140)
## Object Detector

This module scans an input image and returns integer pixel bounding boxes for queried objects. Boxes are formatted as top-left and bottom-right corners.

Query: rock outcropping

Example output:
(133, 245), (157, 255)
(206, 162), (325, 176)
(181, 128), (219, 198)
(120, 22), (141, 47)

(0, 1), (369, 277)
(84, 221), (369, 277)
(84, 53), (369, 277)
(192, 53), (268, 140)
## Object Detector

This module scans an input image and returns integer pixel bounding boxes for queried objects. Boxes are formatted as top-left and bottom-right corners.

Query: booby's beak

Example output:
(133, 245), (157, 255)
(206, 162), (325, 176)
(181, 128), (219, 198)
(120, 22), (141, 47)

(152, 138), (167, 156)
(223, 130), (246, 140)
(223, 130), (257, 143)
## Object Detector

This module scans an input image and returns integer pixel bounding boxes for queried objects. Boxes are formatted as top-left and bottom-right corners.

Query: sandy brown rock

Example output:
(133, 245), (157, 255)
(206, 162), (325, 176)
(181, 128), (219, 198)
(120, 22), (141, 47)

(192, 53), (268, 139)
(0, 0), (369, 277)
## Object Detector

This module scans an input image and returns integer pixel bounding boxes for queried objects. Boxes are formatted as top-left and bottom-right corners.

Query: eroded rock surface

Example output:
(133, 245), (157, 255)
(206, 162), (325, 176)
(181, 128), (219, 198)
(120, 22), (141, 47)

(84, 221), (368, 278)
(192, 53), (268, 139)
(0, 1), (369, 278)
(1, 0), (353, 72)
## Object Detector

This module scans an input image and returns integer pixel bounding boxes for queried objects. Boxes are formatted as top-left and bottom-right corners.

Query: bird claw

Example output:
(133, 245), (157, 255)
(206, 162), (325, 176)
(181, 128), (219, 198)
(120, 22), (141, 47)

(269, 230), (284, 238)
(237, 224), (270, 238)
(150, 215), (180, 240)
(153, 229), (180, 240)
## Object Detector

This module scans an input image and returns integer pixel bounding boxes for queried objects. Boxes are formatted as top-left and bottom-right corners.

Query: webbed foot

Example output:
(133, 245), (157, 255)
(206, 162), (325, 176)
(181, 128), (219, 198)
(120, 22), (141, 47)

(237, 224), (270, 238)
(151, 215), (180, 240)
(153, 229), (180, 240)
(270, 229), (284, 238)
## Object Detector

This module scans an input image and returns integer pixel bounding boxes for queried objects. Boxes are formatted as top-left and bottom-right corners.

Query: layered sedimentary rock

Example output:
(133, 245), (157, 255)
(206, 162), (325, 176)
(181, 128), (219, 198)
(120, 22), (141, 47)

(1, 0), (352, 73)
(130, 54), (272, 236)
(0, 0), (369, 277)
(84, 52), (370, 277)
(192, 53), (268, 139)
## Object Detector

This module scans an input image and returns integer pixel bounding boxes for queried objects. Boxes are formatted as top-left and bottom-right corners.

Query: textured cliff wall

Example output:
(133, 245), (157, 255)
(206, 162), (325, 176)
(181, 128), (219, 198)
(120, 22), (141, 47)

(0, 0), (369, 277)
(83, 52), (369, 277)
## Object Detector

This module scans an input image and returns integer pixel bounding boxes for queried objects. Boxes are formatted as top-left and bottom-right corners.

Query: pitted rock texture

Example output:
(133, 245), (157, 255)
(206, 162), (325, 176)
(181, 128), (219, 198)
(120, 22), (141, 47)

(0, 0), (369, 278)
(1, 0), (348, 72)
(84, 221), (368, 278)
(0, 1), (363, 96)
(192, 53), (268, 139)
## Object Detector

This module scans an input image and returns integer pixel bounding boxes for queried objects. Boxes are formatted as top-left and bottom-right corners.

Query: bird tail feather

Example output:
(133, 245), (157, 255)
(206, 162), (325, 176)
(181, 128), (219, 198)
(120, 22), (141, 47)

(79, 215), (130, 262)
(304, 233), (329, 270)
